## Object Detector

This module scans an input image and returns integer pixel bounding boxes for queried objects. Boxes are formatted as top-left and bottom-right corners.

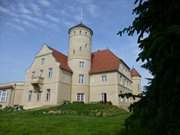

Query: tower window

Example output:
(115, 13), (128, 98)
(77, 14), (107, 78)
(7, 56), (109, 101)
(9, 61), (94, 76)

(85, 32), (87, 35)
(79, 74), (84, 84)
(80, 61), (85, 68)
(79, 30), (82, 34)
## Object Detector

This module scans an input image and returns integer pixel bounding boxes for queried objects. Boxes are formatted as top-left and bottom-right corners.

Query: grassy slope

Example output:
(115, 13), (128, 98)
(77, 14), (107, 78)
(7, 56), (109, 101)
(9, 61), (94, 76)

(0, 104), (129, 135)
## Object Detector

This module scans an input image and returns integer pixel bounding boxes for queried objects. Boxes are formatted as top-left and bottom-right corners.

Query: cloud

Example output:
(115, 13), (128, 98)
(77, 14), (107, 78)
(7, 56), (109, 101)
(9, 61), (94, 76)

(46, 14), (59, 23)
(87, 4), (99, 17)
(0, 5), (18, 17)
(6, 22), (25, 31)
(18, 3), (32, 14)
(38, 0), (51, 7)
(22, 14), (47, 26)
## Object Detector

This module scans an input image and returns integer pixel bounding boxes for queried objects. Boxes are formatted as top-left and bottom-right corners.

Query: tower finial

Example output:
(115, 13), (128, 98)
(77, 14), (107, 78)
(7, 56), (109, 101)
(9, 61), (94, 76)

(80, 8), (84, 23)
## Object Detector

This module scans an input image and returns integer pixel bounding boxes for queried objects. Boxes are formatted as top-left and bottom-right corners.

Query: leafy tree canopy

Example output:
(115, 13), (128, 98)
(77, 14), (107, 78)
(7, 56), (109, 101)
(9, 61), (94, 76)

(118, 0), (180, 135)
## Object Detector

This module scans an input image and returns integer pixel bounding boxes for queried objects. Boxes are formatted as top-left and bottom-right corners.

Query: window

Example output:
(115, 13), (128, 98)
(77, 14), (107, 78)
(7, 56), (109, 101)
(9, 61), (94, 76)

(28, 90), (32, 102)
(40, 69), (43, 77)
(85, 32), (87, 35)
(46, 89), (51, 101)
(79, 30), (82, 34)
(73, 31), (76, 34)
(37, 92), (41, 101)
(85, 44), (87, 48)
(77, 93), (84, 102)
(80, 61), (85, 68)
(41, 58), (45, 65)
(73, 49), (75, 54)
(101, 93), (107, 103)
(101, 75), (107, 81)
(79, 74), (84, 84)
(48, 68), (53, 78)
(79, 46), (82, 51)
(0, 90), (8, 102)
(32, 71), (35, 78)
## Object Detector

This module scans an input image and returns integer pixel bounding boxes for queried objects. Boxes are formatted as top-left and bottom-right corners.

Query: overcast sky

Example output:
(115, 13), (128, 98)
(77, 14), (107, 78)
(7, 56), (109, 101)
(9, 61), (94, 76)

(0, 0), (151, 88)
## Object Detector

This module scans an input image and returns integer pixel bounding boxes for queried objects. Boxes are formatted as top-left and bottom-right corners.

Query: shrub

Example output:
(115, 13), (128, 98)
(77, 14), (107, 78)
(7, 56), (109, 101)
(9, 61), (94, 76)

(72, 101), (84, 104)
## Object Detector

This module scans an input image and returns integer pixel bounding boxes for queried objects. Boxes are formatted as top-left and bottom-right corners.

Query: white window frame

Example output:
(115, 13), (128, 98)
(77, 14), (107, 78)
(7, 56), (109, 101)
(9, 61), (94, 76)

(101, 75), (107, 81)
(77, 93), (85, 102)
(79, 74), (84, 84)
(80, 61), (85, 68)
(48, 68), (53, 78)
(0, 90), (8, 102)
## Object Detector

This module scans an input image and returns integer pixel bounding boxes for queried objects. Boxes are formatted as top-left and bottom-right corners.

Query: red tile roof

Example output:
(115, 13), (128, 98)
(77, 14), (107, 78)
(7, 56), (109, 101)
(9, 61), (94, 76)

(90, 49), (121, 74)
(47, 47), (140, 76)
(48, 47), (72, 73)
(131, 68), (141, 77)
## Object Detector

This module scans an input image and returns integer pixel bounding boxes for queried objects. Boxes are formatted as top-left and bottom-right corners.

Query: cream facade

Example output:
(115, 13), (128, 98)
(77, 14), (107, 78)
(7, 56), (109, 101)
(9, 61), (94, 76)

(0, 23), (141, 109)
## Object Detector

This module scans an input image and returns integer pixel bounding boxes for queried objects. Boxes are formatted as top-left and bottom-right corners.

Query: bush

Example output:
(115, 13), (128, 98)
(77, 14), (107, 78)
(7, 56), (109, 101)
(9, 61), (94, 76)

(63, 100), (70, 105)
(2, 105), (24, 112)
(72, 101), (84, 104)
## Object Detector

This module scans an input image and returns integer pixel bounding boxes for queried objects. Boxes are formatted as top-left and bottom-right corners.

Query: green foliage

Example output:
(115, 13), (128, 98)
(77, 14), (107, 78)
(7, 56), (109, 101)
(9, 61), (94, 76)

(118, 0), (180, 135)
(39, 103), (126, 117)
(0, 104), (129, 135)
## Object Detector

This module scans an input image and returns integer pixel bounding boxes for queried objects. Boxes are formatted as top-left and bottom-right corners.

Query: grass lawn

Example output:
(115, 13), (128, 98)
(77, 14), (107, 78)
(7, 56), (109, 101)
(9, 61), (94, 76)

(0, 104), (130, 135)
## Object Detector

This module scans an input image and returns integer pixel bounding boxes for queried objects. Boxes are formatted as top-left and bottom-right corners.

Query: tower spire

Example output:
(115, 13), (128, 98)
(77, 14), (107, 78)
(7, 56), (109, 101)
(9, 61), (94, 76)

(80, 8), (84, 23)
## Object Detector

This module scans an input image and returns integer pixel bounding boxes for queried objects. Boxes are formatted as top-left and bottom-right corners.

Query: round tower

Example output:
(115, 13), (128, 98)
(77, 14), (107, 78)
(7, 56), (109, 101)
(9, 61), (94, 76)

(68, 23), (93, 103)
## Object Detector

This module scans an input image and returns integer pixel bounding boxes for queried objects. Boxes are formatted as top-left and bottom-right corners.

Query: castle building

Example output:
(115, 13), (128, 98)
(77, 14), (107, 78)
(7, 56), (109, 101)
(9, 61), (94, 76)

(0, 23), (141, 109)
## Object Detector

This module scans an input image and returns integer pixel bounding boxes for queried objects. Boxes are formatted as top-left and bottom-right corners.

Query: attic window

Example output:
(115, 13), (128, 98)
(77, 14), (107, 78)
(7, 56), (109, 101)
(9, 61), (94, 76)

(41, 58), (45, 65)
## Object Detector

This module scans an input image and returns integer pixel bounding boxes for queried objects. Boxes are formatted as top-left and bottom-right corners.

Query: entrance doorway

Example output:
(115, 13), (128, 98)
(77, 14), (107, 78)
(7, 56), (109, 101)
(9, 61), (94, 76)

(101, 93), (107, 103)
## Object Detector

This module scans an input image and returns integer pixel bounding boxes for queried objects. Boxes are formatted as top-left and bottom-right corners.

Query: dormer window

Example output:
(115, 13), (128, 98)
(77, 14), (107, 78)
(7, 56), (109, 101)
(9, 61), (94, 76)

(41, 58), (45, 65)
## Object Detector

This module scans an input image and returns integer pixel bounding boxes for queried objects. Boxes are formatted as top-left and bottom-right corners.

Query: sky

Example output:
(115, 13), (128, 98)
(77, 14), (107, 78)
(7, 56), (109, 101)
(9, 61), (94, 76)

(0, 0), (151, 89)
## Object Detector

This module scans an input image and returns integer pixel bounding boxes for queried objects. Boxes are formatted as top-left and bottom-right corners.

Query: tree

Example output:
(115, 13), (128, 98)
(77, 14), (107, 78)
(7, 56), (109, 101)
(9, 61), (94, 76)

(118, 0), (180, 135)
